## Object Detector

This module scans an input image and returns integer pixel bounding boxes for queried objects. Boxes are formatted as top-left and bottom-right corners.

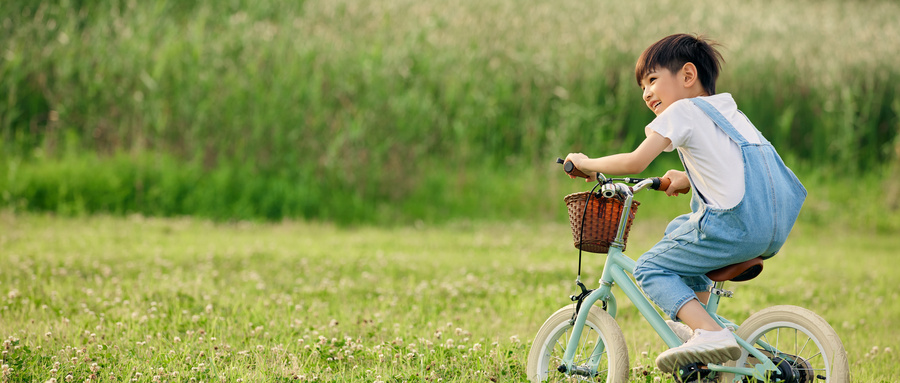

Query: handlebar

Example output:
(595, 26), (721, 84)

(556, 158), (691, 195)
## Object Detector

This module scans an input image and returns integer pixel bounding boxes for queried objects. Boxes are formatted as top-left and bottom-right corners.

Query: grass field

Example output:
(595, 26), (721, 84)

(3, 1), (899, 380)
(1, 211), (897, 382)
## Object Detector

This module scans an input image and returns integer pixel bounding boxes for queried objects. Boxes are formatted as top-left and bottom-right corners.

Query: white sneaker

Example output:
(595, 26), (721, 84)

(666, 320), (693, 343)
(655, 328), (741, 373)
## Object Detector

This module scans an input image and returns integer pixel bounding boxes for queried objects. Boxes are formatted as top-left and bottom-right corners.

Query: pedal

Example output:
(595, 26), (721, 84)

(709, 286), (733, 298)
(674, 362), (712, 383)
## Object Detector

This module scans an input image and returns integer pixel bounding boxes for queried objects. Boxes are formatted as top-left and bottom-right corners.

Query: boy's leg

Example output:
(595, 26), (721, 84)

(635, 233), (743, 373)
(694, 291), (710, 304)
(635, 262), (740, 372)
(677, 299), (721, 331)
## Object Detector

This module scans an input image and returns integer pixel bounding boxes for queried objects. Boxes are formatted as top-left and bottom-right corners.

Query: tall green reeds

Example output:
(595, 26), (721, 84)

(1, 0), (898, 223)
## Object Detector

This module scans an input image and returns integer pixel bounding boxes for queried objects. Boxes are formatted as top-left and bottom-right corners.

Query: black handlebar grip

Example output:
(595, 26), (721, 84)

(556, 158), (590, 178)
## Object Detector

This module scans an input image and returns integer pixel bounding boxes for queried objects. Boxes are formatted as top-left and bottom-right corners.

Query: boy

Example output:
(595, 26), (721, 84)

(564, 33), (806, 373)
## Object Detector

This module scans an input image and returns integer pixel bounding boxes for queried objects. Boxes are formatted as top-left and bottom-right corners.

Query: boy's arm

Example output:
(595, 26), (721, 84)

(565, 131), (671, 179)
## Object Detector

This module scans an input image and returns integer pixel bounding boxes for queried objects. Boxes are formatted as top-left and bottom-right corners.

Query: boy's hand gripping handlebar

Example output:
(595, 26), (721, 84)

(556, 158), (691, 194)
(556, 158), (592, 178)
(650, 176), (691, 194)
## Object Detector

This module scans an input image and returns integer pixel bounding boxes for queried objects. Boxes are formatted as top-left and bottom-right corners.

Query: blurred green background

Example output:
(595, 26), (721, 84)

(2, 0), (898, 226)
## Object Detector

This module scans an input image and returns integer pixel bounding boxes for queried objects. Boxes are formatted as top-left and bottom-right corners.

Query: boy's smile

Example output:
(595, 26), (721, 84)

(640, 64), (707, 116)
(641, 68), (682, 116)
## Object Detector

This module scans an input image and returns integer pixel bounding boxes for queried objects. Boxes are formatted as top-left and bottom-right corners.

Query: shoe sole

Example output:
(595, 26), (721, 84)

(656, 342), (742, 374)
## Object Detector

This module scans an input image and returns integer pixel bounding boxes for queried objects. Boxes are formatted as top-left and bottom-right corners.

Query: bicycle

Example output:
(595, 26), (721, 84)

(525, 159), (849, 382)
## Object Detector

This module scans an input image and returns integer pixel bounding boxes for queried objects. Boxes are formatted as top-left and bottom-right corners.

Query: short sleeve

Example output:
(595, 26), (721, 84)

(644, 99), (696, 152)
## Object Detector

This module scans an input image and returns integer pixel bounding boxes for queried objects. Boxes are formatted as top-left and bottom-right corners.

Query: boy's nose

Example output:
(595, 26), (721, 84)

(643, 88), (652, 101)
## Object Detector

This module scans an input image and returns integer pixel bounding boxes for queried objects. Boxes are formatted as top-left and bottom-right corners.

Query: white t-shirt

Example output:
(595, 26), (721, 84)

(645, 93), (762, 209)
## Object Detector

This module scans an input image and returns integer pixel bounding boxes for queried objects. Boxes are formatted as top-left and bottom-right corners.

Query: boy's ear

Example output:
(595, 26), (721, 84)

(681, 62), (699, 88)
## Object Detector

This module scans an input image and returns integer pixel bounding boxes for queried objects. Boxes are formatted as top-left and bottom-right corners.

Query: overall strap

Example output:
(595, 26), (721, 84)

(690, 98), (762, 146)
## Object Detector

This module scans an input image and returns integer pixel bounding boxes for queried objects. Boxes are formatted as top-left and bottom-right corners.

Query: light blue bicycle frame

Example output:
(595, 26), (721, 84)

(558, 185), (782, 382)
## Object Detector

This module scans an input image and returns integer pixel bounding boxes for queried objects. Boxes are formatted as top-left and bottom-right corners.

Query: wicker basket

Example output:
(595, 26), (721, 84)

(564, 191), (639, 253)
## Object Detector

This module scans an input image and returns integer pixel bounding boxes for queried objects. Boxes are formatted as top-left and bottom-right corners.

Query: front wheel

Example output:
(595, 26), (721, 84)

(731, 305), (849, 382)
(526, 305), (629, 382)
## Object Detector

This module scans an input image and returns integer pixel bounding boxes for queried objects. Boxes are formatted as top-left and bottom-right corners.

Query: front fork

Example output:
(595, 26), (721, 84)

(557, 280), (615, 376)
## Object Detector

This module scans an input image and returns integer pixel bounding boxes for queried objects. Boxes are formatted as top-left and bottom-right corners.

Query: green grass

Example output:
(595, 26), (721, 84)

(1, 212), (897, 382)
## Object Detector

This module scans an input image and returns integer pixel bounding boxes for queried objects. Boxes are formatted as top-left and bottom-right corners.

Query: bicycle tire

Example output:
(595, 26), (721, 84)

(728, 305), (849, 382)
(526, 304), (629, 382)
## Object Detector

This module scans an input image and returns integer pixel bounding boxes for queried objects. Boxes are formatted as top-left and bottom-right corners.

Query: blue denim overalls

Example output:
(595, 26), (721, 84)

(634, 97), (807, 320)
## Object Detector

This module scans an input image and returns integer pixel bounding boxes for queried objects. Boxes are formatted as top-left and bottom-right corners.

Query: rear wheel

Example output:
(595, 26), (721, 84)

(729, 305), (849, 382)
(526, 305), (629, 382)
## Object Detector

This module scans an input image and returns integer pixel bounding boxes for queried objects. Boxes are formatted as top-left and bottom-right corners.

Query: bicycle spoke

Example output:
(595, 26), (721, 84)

(577, 335), (588, 362)
(776, 328), (780, 350)
(557, 330), (570, 353)
(793, 329), (798, 355)
(795, 333), (810, 357)
(804, 350), (823, 364)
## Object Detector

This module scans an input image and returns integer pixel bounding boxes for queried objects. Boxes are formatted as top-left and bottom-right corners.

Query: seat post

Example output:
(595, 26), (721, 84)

(710, 281), (733, 298)
(705, 281), (733, 323)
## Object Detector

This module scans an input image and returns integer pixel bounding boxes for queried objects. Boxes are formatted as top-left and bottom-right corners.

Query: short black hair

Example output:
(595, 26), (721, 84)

(635, 34), (724, 95)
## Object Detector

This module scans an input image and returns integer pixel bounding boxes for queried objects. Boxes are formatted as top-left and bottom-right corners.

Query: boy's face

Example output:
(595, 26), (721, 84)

(639, 66), (693, 116)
